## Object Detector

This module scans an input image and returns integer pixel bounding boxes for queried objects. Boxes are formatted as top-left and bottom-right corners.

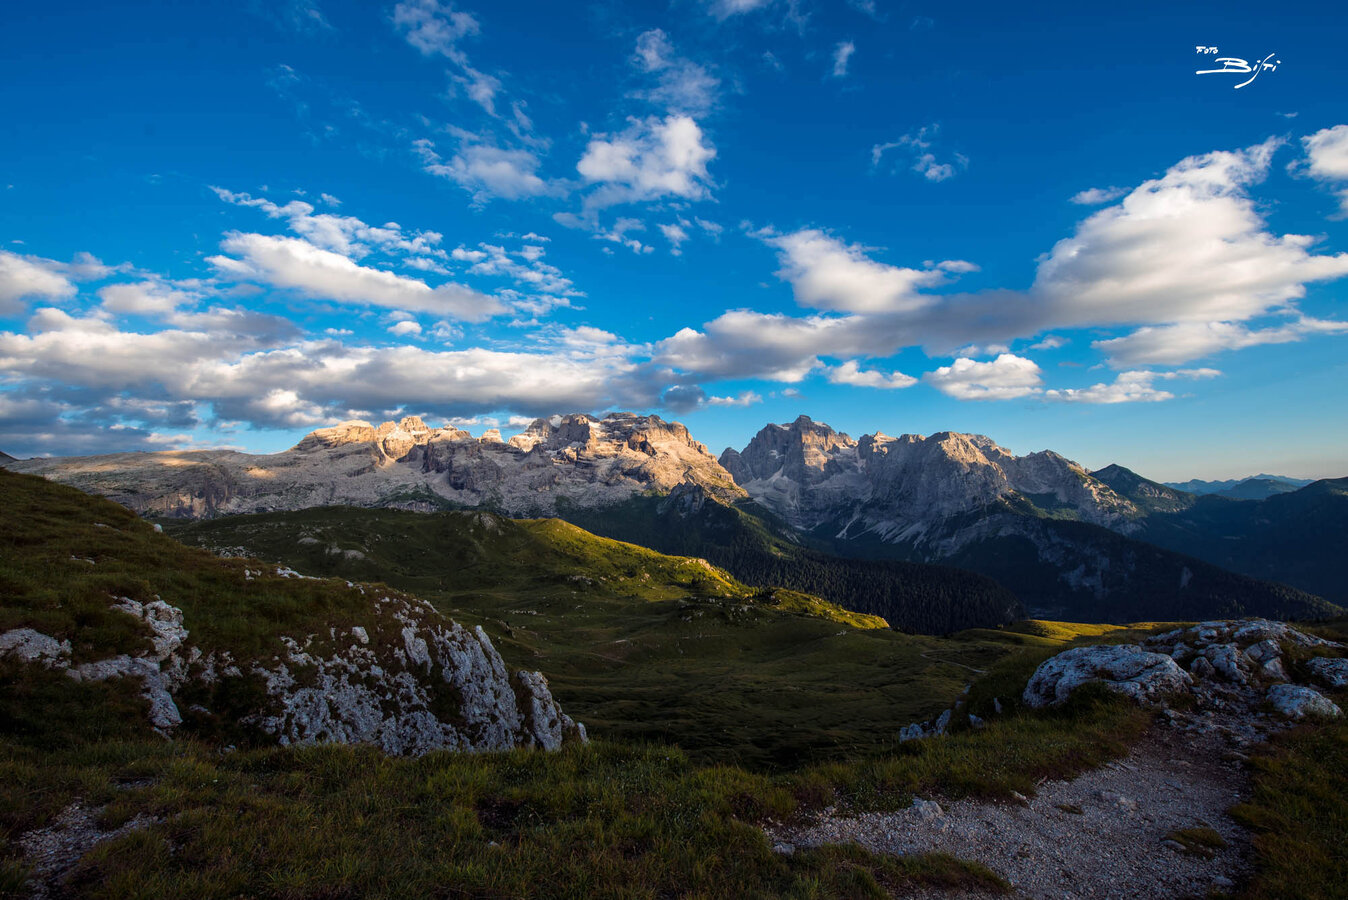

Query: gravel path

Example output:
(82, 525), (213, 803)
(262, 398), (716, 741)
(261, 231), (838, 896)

(18, 802), (158, 899)
(768, 719), (1254, 899)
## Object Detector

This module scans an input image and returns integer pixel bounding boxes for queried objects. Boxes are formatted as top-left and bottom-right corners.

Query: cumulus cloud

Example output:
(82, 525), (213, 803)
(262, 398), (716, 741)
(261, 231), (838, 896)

(413, 136), (553, 203)
(208, 233), (506, 320)
(763, 228), (959, 314)
(0, 250), (76, 315)
(832, 41), (855, 78)
(825, 360), (917, 389)
(577, 115), (716, 208)
(872, 125), (967, 182)
(1044, 368), (1221, 404)
(98, 280), (199, 316)
(0, 311), (643, 434)
(653, 138), (1348, 400)
(1029, 138), (1348, 328)
(1300, 124), (1348, 215)
(923, 354), (1042, 400)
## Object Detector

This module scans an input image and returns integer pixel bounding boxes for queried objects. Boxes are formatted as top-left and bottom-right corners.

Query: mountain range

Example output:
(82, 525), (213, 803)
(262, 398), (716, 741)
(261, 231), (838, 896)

(5, 412), (1342, 629)
(1164, 474), (1315, 501)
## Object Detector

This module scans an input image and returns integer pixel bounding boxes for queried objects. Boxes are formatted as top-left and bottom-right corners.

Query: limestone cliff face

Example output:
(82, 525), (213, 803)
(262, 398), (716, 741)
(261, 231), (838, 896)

(719, 416), (1136, 552)
(4, 412), (745, 519)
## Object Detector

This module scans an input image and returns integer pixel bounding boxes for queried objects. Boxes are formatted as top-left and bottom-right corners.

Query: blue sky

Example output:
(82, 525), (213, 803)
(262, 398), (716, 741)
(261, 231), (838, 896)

(2, 0), (1346, 480)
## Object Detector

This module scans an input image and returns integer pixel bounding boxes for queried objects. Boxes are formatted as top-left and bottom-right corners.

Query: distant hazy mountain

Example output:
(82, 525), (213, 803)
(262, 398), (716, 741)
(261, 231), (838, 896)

(1165, 474), (1315, 499)
(1133, 477), (1348, 605)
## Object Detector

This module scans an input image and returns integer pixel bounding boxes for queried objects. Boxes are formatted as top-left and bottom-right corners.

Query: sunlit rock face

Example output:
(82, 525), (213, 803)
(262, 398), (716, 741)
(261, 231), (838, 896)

(4, 412), (745, 519)
(719, 415), (1135, 553)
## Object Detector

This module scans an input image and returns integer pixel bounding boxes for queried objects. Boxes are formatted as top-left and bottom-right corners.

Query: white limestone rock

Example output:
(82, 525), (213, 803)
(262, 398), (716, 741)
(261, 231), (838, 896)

(247, 596), (585, 756)
(1307, 657), (1348, 689)
(69, 655), (183, 730)
(1267, 684), (1342, 720)
(0, 628), (71, 667)
(1023, 645), (1193, 708)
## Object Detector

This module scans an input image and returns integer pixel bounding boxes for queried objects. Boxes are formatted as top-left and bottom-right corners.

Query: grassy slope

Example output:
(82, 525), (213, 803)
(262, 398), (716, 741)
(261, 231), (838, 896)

(0, 471), (1171, 899)
(554, 494), (1025, 635)
(171, 505), (1027, 769)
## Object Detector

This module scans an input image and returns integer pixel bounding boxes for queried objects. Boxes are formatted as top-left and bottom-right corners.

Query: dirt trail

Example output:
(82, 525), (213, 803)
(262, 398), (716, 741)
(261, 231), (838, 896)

(769, 718), (1255, 899)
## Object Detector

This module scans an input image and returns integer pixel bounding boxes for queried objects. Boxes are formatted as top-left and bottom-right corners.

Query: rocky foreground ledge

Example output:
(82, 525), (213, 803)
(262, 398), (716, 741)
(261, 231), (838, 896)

(0, 575), (585, 755)
(1024, 618), (1345, 727)
(772, 618), (1347, 899)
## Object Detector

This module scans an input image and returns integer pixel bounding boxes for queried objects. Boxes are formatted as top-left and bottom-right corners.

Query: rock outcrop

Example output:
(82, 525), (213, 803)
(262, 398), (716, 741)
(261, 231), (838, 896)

(1, 581), (584, 755)
(1023, 646), (1192, 708)
(1022, 619), (1345, 723)
(4, 412), (744, 519)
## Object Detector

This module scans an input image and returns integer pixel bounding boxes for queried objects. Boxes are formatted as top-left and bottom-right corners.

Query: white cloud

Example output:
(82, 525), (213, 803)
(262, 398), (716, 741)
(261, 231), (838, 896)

(392, 0), (478, 57)
(632, 30), (720, 116)
(655, 312), (828, 383)
(0, 250), (76, 315)
(1032, 138), (1348, 329)
(213, 187), (448, 260)
(702, 0), (773, 18)
(1093, 317), (1348, 366)
(388, 320), (423, 337)
(98, 280), (199, 316)
(456, 242), (577, 298)
(923, 354), (1043, 400)
(832, 41), (855, 78)
(413, 136), (552, 202)
(1029, 335), (1067, 350)
(577, 115), (716, 208)
(763, 228), (956, 314)
(594, 218), (654, 255)
(208, 233), (505, 321)
(1070, 186), (1127, 205)
(659, 222), (689, 254)
(872, 125), (966, 182)
(825, 360), (917, 389)
(0, 312), (642, 432)
(1301, 124), (1348, 215)
(1044, 368), (1221, 404)
(392, 0), (503, 116)
(707, 390), (762, 406)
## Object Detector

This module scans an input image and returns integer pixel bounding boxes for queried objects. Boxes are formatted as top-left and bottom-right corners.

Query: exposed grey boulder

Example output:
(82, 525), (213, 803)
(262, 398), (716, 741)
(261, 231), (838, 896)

(0, 628), (71, 667)
(1267, 684), (1342, 720)
(1023, 645), (1193, 708)
(1307, 657), (1348, 689)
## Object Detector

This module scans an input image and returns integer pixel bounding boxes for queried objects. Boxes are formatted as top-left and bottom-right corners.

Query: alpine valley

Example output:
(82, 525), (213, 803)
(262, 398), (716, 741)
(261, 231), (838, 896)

(6, 412), (1340, 631)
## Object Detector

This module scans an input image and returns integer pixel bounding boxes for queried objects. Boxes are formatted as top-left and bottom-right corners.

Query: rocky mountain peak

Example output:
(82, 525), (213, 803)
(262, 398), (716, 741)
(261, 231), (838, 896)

(722, 415), (858, 485)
